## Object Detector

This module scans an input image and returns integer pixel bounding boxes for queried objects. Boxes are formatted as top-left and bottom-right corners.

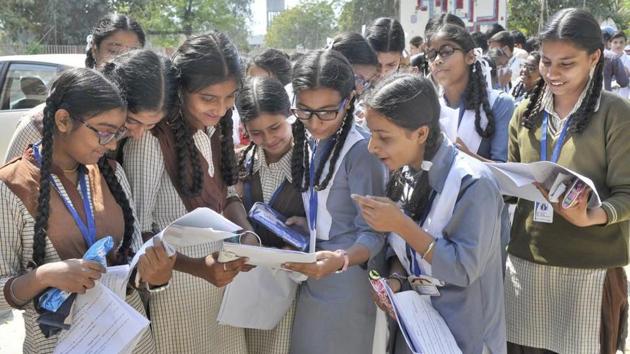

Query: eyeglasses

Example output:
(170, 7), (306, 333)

(522, 64), (538, 73)
(79, 119), (128, 145)
(355, 74), (373, 91)
(425, 45), (464, 62)
(290, 98), (348, 121)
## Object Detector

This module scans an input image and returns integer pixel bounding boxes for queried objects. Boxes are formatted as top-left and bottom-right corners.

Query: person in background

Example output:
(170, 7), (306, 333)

(85, 14), (145, 69)
(524, 37), (540, 53)
(609, 31), (630, 98)
(511, 51), (542, 104)
(489, 31), (527, 90)
(409, 36), (424, 56)
(365, 17), (406, 81)
(602, 27), (629, 93)
(471, 31), (489, 53)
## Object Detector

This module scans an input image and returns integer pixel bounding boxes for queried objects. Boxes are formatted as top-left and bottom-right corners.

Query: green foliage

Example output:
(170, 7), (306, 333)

(265, 1), (337, 49)
(337, 0), (397, 33)
(508, 0), (630, 36)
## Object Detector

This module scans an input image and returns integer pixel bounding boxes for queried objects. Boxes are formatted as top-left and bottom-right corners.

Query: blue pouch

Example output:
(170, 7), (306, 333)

(38, 236), (113, 312)
(248, 202), (309, 251)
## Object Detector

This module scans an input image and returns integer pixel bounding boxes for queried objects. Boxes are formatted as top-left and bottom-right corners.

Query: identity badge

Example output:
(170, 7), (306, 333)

(533, 201), (554, 223)
(409, 275), (442, 296)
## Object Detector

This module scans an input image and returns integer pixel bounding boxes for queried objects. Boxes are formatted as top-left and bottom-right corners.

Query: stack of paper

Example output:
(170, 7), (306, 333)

(221, 243), (316, 268)
(486, 161), (601, 208)
(381, 279), (462, 354)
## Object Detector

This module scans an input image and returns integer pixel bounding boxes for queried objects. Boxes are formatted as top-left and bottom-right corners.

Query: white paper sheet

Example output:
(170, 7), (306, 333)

(217, 266), (297, 330)
(486, 161), (602, 208)
(221, 243), (317, 268)
(384, 281), (461, 354)
(54, 283), (150, 354)
(100, 265), (130, 299)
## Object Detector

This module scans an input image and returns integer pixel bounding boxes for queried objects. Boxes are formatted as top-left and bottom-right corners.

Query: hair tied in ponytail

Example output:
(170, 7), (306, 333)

(85, 34), (93, 52)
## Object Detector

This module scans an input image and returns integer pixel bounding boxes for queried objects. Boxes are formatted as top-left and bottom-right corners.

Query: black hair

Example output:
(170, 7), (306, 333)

(365, 17), (405, 54)
(484, 23), (506, 40)
(248, 48), (292, 86)
(522, 8), (604, 134)
(330, 32), (379, 67)
(33, 68), (132, 266)
(425, 13), (466, 41)
(103, 49), (177, 117)
(430, 24), (496, 138)
(236, 77), (291, 178)
(489, 31), (515, 52)
(169, 31), (242, 196)
(611, 31), (627, 42)
(525, 36), (540, 53)
(511, 30), (527, 47)
(85, 14), (146, 68)
(409, 35), (424, 47)
(290, 50), (356, 192)
(511, 51), (541, 99)
(365, 74), (442, 221)
(471, 31), (488, 52)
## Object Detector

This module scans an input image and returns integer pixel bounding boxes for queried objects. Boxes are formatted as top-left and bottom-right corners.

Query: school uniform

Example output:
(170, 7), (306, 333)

(4, 104), (45, 163)
(289, 124), (388, 354)
(506, 89), (630, 353)
(388, 136), (507, 354)
(240, 147), (302, 354)
(122, 117), (247, 354)
(0, 148), (155, 354)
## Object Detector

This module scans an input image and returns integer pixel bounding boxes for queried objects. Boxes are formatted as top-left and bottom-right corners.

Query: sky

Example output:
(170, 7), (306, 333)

(250, 0), (301, 35)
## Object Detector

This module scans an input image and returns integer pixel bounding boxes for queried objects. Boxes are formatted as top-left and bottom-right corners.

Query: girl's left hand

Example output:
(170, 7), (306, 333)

(534, 182), (600, 227)
(455, 138), (473, 156)
(353, 194), (406, 233)
(283, 250), (344, 280)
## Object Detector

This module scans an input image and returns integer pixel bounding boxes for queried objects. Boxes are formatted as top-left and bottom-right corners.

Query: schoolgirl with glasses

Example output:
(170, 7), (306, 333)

(0, 68), (169, 354)
(282, 49), (388, 354)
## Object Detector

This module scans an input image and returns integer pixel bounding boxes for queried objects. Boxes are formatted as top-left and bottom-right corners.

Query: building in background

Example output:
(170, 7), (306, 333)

(267, 0), (287, 29)
(400, 0), (508, 41)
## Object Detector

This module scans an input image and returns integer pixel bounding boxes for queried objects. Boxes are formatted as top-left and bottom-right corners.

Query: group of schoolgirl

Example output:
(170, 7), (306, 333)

(1, 7), (629, 354)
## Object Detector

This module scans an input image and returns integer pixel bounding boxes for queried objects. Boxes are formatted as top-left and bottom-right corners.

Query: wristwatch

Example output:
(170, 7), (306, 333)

(334, 249), (349, 273)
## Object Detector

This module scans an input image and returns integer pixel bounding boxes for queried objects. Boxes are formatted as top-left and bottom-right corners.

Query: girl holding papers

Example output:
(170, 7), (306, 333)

(505, 9), (630, 353)
(282, 49), (388, 354)
(426, 23), (514, 162)
(354, 74), (507, 353)
(123, 31), (253, 353)
(0, 68), (171, 353)
(235, 77), (302, 353)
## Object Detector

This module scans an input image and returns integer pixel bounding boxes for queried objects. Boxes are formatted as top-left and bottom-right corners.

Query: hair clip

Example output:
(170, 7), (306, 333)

(85, 34), (93, 52)
(421, 161), (432, 171)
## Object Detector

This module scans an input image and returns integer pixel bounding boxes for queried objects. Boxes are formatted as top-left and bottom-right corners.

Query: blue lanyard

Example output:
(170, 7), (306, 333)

(404, 190), (437, 276)
(457, 101), (466, 127)
(32, 142), (97, 248)
(540, 112), (571, 163)
(306, 139), (334, 236)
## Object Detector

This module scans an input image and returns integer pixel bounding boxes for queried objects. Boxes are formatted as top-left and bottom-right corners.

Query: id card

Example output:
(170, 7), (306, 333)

(409, 275), (442, 296)
(533, 201), (554, 223)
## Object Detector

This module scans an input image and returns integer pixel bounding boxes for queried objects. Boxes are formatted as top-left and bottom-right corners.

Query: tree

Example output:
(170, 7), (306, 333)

(0, 0), (110, 45)
(508, 0), (630, 36)
(265, 1), (337, 50)
(112, 0), (253, 49)
(337, 0), (398, 33)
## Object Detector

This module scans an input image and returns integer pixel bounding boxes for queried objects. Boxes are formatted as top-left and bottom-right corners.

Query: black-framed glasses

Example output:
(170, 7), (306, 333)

(426, 45), (464, 62)
(79, 119), (128, 145)
(290, 98), (348, 121)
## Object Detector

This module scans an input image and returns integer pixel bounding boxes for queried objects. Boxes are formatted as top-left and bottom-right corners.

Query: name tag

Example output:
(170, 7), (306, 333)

(409, 275), (442, 296)
(533, 201), (554, 223)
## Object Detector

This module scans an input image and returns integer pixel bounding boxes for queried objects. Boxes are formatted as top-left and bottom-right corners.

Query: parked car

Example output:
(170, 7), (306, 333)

(0, 54), (84, 160)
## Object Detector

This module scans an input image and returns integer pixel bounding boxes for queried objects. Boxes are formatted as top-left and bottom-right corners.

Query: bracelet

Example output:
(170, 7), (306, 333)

(334, 249), (349, 273)
(4, 277), (29, 308)
(387, 272), (407, 289)
(422, 239), (436, 258)
(145, 281), (170, 293)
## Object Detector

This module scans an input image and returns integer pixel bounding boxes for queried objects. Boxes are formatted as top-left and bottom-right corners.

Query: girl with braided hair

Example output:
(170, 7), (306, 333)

(282, 49), (388, 354)
(510, 51), (542, 104)
(0, 68), (172, 353)
(355, 73), (506, 354)
(505, 9), (630, 354)
(426, 23), (514, 163)
(5, 49), (177, 163)
(122, 31), (253, 354)
(85, 13), (145, 69)
(365, 17), (406, 81)
(235, 77), (301, 354)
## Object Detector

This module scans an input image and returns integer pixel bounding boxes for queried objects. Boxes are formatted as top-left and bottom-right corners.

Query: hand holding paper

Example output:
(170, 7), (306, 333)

(282, 250), (342, 280)
(137, 237), (176, 286)
(534, 182), (608, 227)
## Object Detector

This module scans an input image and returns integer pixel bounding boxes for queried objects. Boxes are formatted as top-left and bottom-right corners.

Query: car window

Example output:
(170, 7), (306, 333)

(0, 63), (59, 111)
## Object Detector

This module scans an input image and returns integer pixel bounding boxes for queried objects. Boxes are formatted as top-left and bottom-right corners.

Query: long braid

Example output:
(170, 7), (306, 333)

(171, 108), (203, 196)
(98, 158), (135, 264)
(464, 61), (495, 138)
(316, 98), (356, 190)
(32, 98), (57, 266)
(219, 111), (238, 186)
(569, 55), (604, 133)
(521, 78), (546, 130)
(290, 119), (308, 192)
(237, 142), (257, 179)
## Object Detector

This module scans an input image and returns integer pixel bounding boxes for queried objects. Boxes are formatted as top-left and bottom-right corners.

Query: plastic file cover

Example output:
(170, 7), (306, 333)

(249, 202), (309, 251)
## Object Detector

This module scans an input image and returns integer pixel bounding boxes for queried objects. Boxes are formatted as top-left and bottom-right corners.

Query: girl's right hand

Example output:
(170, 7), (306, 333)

(201, 253), (249, 288)
(39, 259), (106, 294)
(369, 278), (399, 319)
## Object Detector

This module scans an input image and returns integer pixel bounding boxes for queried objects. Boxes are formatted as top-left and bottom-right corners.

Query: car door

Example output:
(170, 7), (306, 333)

(0, 61), (64, 160)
